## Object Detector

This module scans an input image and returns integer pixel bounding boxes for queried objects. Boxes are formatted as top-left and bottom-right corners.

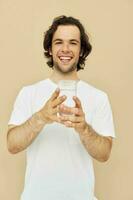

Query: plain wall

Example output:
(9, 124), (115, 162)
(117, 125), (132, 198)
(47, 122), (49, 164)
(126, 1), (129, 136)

(0, 0), (132, 199)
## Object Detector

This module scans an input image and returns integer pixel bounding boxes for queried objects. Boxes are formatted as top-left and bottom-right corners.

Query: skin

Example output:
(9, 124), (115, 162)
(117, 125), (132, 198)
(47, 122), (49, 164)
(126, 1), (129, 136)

(58, 97), (112, 162)
(7, 89), (66, 153)
(7, 25), (113, 162)
(49, 25), (82, 82)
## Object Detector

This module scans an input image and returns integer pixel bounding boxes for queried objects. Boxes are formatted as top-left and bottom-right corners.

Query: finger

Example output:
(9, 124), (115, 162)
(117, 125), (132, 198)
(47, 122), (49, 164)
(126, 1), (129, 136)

(63, 121), (85, 129)
(59, 105), (80, 115)
(59, 115), (84, 123)
(73, 96), (82, 109)
(63, 121), (73, 127)
(61, 121), (78, 128)
(52, 107), (60, 114)
(51, 115), (61, 123)
(52, 95), (67, 108)
(50, 88), (60, 101)
(52, 106), (67, 115)
(75, 109), (83, 116)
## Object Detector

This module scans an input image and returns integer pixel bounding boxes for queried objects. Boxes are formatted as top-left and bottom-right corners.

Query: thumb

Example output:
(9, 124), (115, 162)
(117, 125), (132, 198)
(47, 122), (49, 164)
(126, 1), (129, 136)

(50, 88), (60, 101)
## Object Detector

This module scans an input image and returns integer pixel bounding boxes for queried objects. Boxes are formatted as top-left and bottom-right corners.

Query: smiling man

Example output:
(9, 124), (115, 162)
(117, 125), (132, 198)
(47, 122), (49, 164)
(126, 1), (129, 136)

(50, 25), (81, 73)
(7, 16), (115, 200)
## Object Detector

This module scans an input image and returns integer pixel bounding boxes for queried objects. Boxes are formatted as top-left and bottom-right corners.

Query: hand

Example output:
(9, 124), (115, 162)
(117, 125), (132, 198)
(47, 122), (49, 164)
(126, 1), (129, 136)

(58, 96), (88, 134)
(39, 88), (66, 124)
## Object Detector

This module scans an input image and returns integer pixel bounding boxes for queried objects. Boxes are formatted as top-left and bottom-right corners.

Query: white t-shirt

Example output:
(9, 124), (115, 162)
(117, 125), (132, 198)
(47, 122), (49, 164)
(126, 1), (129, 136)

(8, 79), (115, 200)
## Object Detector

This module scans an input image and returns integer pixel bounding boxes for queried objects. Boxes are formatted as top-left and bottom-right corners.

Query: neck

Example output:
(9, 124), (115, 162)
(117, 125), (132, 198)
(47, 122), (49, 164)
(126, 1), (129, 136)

(49, 69), (80, 84)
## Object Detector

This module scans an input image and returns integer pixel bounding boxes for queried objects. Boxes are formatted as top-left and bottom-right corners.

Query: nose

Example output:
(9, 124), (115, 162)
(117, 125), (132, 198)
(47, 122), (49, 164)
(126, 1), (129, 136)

(61, 43), (70, 53)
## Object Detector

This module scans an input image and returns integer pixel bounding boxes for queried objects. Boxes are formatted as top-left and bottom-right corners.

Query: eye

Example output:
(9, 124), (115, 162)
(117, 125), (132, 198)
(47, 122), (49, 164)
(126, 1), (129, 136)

(71, 42), (77, 45)
(70, 41), (79, 45)
(55, 41), (62, 44)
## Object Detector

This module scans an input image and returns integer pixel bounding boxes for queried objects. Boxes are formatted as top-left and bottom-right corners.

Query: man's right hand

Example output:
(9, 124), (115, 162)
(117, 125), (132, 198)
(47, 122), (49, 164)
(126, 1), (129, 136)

(38, 88), (67, 124)
(7, 88), (67, 153)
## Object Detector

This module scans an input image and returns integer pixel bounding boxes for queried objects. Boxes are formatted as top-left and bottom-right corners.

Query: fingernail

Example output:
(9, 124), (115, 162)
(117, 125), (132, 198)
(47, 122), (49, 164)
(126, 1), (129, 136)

(62, 95), (66, 99)
(58, 118), (61, 123)
(75, 108), (78, 113)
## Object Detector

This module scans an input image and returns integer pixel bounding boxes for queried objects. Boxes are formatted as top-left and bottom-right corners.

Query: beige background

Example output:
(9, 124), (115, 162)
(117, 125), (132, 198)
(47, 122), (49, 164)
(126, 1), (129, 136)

(0, 0), (132, 199)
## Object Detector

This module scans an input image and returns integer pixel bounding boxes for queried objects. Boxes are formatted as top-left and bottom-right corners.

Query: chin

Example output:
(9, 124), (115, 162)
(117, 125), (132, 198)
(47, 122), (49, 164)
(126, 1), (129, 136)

(60, 67), (76, 73)
(54, 63), (77, 73)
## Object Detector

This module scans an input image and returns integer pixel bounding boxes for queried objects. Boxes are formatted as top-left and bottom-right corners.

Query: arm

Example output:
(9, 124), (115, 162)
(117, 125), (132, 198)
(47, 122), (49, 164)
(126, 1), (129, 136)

(7, 89), (66, 154)
(7, 112), (46, 154)
(78, 124), (112, 162)
(58, 96), (113, 162)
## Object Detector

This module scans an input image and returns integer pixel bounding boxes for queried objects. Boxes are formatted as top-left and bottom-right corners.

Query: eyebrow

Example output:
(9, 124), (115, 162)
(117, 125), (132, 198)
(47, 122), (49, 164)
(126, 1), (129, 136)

(53, 38), (80, 43)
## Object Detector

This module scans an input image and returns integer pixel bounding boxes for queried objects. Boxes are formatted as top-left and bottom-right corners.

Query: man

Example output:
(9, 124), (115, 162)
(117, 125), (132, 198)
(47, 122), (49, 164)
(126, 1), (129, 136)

(7, 16), (115, 200)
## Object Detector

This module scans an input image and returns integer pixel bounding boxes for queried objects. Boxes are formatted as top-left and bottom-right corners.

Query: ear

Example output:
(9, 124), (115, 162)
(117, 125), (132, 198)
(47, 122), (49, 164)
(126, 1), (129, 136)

(80, 49), (83, 57)
(49, 48), (52, 56)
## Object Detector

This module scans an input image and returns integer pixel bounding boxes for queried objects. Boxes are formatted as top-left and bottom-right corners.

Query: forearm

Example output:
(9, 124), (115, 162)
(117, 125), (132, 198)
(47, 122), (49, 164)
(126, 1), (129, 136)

(79, 124), (112, 162)
(7, 112), (46, 154)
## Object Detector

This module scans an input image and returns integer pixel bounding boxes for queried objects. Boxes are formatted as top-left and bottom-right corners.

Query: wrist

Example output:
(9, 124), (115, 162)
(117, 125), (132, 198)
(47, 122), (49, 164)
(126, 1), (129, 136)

(35, 111), (47, 125)
(80, 123), (92, 137)
(27, 112), (46, 134)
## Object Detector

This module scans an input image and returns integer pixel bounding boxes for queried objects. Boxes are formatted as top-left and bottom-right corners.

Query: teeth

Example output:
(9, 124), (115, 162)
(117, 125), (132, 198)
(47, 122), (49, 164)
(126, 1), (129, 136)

(59, 57), (72, 60)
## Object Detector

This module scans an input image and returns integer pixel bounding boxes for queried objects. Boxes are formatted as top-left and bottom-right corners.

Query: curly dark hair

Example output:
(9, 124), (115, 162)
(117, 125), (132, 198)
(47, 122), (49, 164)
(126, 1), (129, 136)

(43, 15), (92, 71)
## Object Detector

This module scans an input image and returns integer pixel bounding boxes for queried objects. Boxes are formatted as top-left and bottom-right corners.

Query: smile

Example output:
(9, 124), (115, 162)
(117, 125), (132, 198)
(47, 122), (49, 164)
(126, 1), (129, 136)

(58, 56), (73, 63)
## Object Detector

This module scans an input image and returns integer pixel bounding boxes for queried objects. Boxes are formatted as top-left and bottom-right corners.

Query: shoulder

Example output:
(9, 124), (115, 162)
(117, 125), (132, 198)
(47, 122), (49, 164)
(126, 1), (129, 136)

(79, 80), (108, 101)
(20, 79), (50, 94)
(14, 79), (50, 104)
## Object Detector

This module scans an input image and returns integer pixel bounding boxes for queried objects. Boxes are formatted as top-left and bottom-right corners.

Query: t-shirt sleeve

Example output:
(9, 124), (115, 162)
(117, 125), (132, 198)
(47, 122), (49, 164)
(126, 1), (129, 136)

(8, 87), (33, 125)
(91, 93), (116, 138)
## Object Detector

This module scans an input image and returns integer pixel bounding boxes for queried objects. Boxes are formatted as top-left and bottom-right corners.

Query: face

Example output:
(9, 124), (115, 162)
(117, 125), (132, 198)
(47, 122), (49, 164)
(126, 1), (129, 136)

(50, 25), (81, 73)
